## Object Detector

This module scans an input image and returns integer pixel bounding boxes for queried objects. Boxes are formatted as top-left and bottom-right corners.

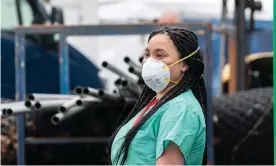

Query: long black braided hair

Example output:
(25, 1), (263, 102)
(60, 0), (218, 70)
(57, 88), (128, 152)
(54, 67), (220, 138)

(106, 27), (207, 165)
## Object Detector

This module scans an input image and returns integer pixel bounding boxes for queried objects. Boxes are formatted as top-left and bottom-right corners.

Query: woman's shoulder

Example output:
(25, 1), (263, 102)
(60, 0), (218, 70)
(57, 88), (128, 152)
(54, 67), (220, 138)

(166, 89), (202, 112)
(159, 89), (205, 127)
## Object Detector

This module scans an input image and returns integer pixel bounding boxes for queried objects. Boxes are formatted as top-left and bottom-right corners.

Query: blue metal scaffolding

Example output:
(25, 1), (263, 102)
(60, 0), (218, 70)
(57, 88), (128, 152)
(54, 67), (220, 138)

(14, 22), (214, 165)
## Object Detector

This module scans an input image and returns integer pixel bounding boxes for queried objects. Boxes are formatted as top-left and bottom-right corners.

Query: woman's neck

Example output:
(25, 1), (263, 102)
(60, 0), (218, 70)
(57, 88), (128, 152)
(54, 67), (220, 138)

(156, 84), (176, 100)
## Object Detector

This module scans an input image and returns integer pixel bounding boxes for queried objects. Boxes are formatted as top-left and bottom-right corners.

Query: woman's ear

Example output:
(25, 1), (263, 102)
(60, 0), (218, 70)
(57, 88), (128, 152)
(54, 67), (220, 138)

(181, 64), (189, 72)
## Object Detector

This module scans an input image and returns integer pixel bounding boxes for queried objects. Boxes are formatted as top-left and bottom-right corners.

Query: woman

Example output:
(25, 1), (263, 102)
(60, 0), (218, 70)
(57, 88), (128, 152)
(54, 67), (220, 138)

(107, 27), (207, 165)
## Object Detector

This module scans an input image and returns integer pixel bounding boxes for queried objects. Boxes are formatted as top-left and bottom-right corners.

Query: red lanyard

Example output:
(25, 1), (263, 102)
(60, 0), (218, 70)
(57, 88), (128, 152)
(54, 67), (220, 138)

(133, 98), (158, 127)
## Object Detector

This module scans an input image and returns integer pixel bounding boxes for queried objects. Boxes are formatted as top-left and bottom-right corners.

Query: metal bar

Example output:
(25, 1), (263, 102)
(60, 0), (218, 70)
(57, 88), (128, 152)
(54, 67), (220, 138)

(63, 25), (206, 36)
(25, 137), (109, 144)
(15, 0), (23, 25)
(15, 33), (26, 165)
(1, 101), (26, 109)
(217, 0), (228, 95)
(15, 25), (63, 34)
(28, 93), (77, 101)
(59, 33), (70, 94)
(234, 0), (246, 91)
(228, 36), (237, 93)
(204, 26), (215, 164)
(15, 23), (209, 35)
(218, 33), (226, 95)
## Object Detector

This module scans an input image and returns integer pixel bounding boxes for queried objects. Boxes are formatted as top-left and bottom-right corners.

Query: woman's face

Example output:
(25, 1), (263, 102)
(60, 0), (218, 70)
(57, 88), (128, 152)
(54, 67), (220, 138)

(144, 33), (188, 83)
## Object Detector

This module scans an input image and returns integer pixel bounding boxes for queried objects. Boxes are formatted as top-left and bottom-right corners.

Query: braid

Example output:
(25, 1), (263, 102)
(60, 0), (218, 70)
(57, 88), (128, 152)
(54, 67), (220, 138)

(106, 86), (154, 163)
(107, 27), (207, 165)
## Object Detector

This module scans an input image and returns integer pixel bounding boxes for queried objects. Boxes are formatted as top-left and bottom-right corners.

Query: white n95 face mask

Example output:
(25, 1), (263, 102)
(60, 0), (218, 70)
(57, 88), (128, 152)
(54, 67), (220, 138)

(141, 47), (200, 92)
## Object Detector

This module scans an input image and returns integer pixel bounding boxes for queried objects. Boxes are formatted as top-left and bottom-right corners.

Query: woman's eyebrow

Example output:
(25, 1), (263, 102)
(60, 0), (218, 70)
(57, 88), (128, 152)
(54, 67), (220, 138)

(155, 48), (167, 54)
(145, 48), (167, 54)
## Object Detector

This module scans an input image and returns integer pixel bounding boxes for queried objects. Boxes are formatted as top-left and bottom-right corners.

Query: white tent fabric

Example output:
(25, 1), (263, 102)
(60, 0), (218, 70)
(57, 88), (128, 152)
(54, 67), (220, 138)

(98, 0), (163, 22)
(98, 0), (273, 21)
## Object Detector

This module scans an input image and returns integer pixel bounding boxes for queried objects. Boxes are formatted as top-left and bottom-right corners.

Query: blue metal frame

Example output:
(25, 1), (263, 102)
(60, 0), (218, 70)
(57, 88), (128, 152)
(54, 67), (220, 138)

(205, 26), (215, 164)
(15, 23), (210, 35)
(14, 22), (214, 165)
(59, 33), (69, 94)
(15, 33), (26, 165)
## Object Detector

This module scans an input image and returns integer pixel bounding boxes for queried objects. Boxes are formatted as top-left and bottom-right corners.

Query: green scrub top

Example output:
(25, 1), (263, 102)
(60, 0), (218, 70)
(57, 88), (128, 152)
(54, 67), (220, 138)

(111, 89), (206, 165)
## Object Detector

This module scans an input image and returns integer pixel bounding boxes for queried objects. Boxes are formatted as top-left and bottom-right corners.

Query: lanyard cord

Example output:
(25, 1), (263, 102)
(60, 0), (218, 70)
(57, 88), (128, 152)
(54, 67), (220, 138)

(132, 98), (158, 127)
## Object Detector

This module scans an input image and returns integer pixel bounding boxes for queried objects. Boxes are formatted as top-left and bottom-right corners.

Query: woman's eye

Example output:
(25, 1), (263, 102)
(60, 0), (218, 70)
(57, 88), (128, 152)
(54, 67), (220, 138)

(157, 54), (164, 58)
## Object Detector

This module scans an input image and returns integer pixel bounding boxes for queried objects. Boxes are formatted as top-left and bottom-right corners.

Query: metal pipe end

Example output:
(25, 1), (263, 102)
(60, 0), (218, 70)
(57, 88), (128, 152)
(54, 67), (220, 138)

(128, 67), (134, 73)
(124, 57), (130, 63)
(98, 90), (104, 96)
(102, 61), (108, 67)
(83, 87), (89, 94)
(76, 100), (83, 106)
(25, 100), (32, 107)
(34, 102), (41, 109)
(51, 116), (60, 125)
(121, 80), (128, 86)
(2, 109), (6, 116)
(114, 78), (122, 85)
(28, 94), (35, 100)
(59, 106), (66, 113)
(139, 56), (144, 63)
(6, 109), (13, 116)
(74, 86), (83, 95)
(137, 79), (144, 85)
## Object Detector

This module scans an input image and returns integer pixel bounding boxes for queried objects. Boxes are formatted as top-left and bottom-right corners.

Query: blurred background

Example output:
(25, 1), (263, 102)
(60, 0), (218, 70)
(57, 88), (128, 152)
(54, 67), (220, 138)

(1, 0), (274, 165)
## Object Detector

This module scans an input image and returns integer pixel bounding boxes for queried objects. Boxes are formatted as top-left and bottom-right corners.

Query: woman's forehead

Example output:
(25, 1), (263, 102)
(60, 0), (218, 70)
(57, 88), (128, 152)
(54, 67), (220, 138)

(147, 34), (176, 51)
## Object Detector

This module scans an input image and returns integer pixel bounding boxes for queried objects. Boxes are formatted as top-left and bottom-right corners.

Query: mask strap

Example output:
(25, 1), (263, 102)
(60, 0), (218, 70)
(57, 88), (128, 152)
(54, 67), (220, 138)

(170, 80), (179, 84)
(163, 47), (200, 84)
(164, 78), (178, 84)
(166, 47), (200, 68)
